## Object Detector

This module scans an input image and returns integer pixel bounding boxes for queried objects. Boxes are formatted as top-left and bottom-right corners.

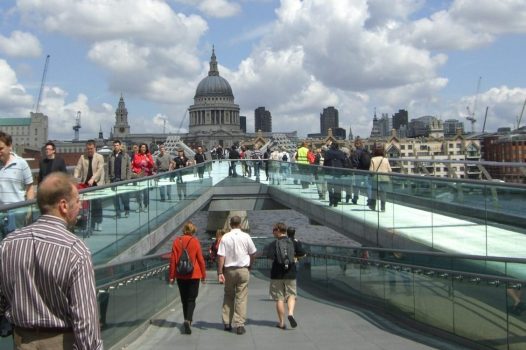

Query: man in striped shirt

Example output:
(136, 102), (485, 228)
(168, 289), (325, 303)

(0, 172), (103, 349)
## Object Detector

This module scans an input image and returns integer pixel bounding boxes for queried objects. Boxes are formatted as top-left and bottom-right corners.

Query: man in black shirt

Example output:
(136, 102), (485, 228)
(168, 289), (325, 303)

(173, 149), (189, 199)
(323, 142), (347, 207)
(216, 145), (223, 162)
(265, 222), (306, 330)
(194, 146), (206, 180)
(38, 141), (67, 184)
(228, 144), (239, 177)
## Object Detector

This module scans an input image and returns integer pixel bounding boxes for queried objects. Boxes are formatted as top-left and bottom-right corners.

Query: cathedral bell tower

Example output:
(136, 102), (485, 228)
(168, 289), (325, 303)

(113, 94), (130, 138)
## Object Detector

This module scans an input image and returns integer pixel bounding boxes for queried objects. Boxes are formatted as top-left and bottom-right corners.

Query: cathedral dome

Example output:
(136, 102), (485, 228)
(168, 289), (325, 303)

(194, 47), (234, 99)
(195, 75), (233, 98)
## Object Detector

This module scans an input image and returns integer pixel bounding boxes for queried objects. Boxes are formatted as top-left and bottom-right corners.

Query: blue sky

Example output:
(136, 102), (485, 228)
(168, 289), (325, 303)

(0, 0), (525, 140)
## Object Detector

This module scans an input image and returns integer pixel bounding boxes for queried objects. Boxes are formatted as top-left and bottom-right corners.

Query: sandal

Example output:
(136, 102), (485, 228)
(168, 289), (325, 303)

(288, 315), (297, 328)
(275, 323), (286, 330)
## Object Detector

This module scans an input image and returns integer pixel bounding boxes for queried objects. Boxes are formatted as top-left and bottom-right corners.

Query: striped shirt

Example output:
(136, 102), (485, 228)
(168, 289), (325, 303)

(0, 152), (33, 205)
(0, 215), (103, 350)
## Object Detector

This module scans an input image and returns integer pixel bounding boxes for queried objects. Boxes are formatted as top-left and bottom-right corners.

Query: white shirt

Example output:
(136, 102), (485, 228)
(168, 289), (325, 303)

(270, 150), (281, 161)
(217, 228), (257, 268)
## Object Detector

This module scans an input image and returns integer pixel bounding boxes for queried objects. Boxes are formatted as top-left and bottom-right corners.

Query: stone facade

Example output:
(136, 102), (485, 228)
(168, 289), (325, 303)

(0, 112), (48, 151)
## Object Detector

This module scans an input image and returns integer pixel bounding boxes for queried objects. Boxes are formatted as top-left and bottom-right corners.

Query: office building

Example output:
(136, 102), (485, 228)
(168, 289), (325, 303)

(320, 106), (338, 136)
(392, 109), (408, 131)
(240, 116), (247, 133)
(255, 107), (272, 132)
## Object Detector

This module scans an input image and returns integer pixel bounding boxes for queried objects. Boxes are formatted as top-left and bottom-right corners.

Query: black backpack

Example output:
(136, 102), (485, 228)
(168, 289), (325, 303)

(359, 150), (371, 170)
(275, 238), (295, 270)
(282, 153), (288, 161)
(176, 237), (194, 275)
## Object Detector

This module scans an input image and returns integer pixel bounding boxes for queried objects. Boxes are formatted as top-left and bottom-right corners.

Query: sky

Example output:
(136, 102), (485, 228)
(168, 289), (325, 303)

(0, 0), (525, 141)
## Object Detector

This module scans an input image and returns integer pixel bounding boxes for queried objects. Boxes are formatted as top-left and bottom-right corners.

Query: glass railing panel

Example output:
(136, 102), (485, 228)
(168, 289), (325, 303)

(505, 262), (526, 282)
(308, 246), (329, 285)
(147, 172), (180, 228)
(390, 174), (435, 247)
(0, 202), (40, 240)
(99, 273), (175, 349)
(486, 184), (526, 258)
(361, 249), (515, 280)
(95, 255), (177, 349)
(507, 283), (526, 350)
(384, 266), (414, 316)
(306, 244), (526, 349)
(344, 170), (369, 235)
(134, 273), (168, 327)
(80, 179), (151, 264)
(453, 279), (508, 349)
(413, 272), (455, 333)
(359, 262), (386, 305)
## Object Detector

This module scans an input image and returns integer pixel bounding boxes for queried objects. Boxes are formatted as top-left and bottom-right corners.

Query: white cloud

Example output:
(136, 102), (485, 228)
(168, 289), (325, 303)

(393, 0), (526, 51)
(35, 87), (114, 139)
(17, 0), (207, 46)
(15, 0), (209, 105)
(196, 0), (241, 18)
(0, 31), (42, 58)
(396, 10), (495, 50)
(450, 0), (526, 35)
(454, 86), (526, 132)
(0, 59), (34, 115)
(175, 0), (241, 18)
(230, 0), (450, 136)
(365, 0), (425, 28)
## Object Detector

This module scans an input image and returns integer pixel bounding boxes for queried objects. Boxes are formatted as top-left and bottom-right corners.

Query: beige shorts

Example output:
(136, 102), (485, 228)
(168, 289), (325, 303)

(269, 279), (297, 301)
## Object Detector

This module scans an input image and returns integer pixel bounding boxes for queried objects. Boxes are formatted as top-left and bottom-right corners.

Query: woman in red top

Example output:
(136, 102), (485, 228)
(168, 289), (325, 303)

(169, 221), (207, 334)
(131, 143), (154, 211)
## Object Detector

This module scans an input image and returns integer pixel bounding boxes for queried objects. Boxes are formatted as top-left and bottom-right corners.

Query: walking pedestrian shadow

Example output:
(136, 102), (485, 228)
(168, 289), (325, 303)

(150, 319), (179, 328)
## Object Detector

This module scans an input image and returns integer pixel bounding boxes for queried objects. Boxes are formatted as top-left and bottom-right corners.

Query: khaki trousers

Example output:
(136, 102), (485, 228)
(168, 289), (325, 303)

(222, 267), (250, 327)
(14, 327), (74, 350)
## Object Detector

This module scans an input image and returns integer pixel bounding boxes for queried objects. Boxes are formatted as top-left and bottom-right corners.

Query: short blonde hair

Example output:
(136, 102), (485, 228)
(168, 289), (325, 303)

(183, 221), (197, 236)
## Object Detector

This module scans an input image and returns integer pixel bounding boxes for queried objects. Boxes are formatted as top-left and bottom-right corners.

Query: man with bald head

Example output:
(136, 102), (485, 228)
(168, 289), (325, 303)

(0, 173), (103, 349)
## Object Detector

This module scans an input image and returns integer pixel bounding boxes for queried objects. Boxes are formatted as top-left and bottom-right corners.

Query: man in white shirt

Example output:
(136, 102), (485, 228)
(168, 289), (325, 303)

(0, 131), (34, 237)
(217, 215), (257, 335)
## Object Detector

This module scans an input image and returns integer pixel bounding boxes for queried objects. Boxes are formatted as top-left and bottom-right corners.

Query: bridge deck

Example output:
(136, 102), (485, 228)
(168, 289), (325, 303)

(124, 272), (465, 350)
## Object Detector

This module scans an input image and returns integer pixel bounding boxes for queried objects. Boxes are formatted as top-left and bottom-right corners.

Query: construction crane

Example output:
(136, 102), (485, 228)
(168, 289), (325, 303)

(516, 98), (526, 129)
(466, 76), (482, 133)
(73, 111), (81, 141)
(178, 109), (188, 133)
(482, 106), (489, 133)
(35, 54), (50, 113)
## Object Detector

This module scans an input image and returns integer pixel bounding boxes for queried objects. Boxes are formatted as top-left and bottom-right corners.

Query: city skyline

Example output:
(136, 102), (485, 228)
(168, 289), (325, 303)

(0, 0), (525, 141)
